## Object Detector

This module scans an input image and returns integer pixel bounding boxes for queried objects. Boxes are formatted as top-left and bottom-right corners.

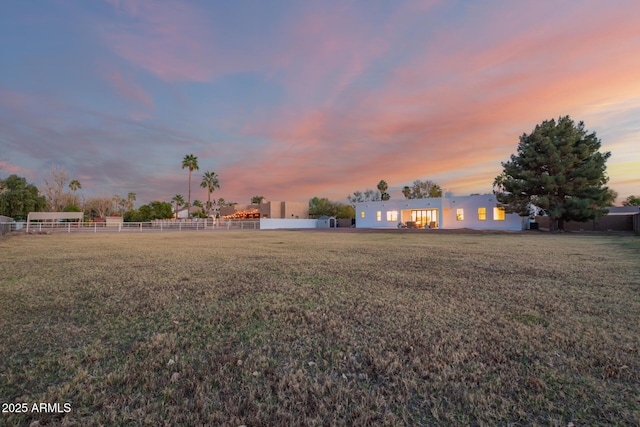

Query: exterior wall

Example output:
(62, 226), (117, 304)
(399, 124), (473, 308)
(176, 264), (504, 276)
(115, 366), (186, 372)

(441, 195), (522, 230)
(571, 215), (634, 232)
(540, 214), (637, 232)
(267, 202), (283, 218)
(282, 201), (309, 219)
(355, 198), (443, 229)
(355, 194), (522, 230)
(260, 218), (318, 229)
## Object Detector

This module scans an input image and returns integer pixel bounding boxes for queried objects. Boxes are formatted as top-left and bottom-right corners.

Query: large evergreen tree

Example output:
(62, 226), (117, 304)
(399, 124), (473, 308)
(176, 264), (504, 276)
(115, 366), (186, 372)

(0, 175), (47, 219)
(493, 116), (614, 230)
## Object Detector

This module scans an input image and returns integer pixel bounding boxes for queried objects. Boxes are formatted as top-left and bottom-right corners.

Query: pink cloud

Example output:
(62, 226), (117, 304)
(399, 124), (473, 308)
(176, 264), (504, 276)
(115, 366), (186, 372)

(103, 68), (154, 109)
(264, 5), (399, 107)
(6, 2), (639, 205)
(101, 0), (223, 82)
(216, 1), (640, 202)
(0, 160), (24, 176)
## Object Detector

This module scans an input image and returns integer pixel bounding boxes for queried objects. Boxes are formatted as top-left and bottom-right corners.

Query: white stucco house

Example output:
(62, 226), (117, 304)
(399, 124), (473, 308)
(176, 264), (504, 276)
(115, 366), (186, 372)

(354, 193), (523, 230)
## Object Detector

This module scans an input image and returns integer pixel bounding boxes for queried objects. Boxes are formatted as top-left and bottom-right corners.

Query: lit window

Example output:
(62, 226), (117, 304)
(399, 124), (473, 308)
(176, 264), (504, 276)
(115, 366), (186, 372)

(376, 211), (381, 221)
(456, 208), (464, 221)
(360, 211), (365, 218)
(478, 208), (486, 220)
(493, 207), (505, 220)
(411, 209), (438, 228)
(386, 210), (398, 221)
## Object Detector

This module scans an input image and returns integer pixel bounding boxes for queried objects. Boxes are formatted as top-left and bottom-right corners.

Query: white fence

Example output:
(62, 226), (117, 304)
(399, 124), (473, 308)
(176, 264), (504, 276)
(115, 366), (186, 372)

(0, 219), (261, 234)
(1, 218), (349, 234)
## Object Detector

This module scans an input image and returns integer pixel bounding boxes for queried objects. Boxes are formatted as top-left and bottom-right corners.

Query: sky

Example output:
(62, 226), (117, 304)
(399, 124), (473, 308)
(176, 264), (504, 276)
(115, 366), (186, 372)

(1, 0), (639, 206)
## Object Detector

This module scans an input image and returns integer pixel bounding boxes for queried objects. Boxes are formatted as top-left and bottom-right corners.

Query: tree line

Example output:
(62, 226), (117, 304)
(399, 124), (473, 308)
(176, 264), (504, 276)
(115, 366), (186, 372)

(0, 154), (224, 222)
(345, 179), (443, 205)
(2, 118), (638, 226)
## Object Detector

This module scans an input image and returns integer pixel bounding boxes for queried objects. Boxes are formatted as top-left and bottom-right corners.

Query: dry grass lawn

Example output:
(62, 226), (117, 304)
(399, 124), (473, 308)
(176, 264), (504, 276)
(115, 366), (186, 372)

(0, 230), (639, 426)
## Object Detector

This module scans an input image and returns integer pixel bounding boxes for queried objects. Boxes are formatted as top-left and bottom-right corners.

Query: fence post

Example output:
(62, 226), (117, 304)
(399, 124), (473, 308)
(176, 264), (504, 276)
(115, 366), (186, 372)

(140, 222), (142, 232)
(68, 223), (71, 233)
(119, 223), (121, 232)
(94, 223), (97, 233)
(161, 222), (163, 232)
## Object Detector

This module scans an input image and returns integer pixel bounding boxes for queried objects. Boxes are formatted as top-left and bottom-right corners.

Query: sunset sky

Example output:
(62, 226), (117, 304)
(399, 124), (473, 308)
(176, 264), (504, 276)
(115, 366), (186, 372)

(1, 0), (639, 205)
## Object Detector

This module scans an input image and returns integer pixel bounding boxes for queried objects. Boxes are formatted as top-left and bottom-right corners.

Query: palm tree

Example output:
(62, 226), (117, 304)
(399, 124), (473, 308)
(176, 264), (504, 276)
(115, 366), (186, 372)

(68, 179), (83, 211)
(200, 171), (220, 217)
(214, 197), (228, 218)
(181, 154), (199, 210)
(69, 179), (81, 193)
(171, 194), (185, 219)
(377, 180), (390, 201)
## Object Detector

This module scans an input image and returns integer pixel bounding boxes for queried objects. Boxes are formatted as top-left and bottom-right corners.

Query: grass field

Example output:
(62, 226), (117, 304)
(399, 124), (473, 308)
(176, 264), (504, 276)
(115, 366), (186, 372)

(1, 230), (639, 426)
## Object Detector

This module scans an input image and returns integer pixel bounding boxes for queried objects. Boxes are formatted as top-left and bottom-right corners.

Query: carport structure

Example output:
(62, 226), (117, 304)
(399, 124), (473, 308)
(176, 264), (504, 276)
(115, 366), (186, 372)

(26, 212), (84, 233)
